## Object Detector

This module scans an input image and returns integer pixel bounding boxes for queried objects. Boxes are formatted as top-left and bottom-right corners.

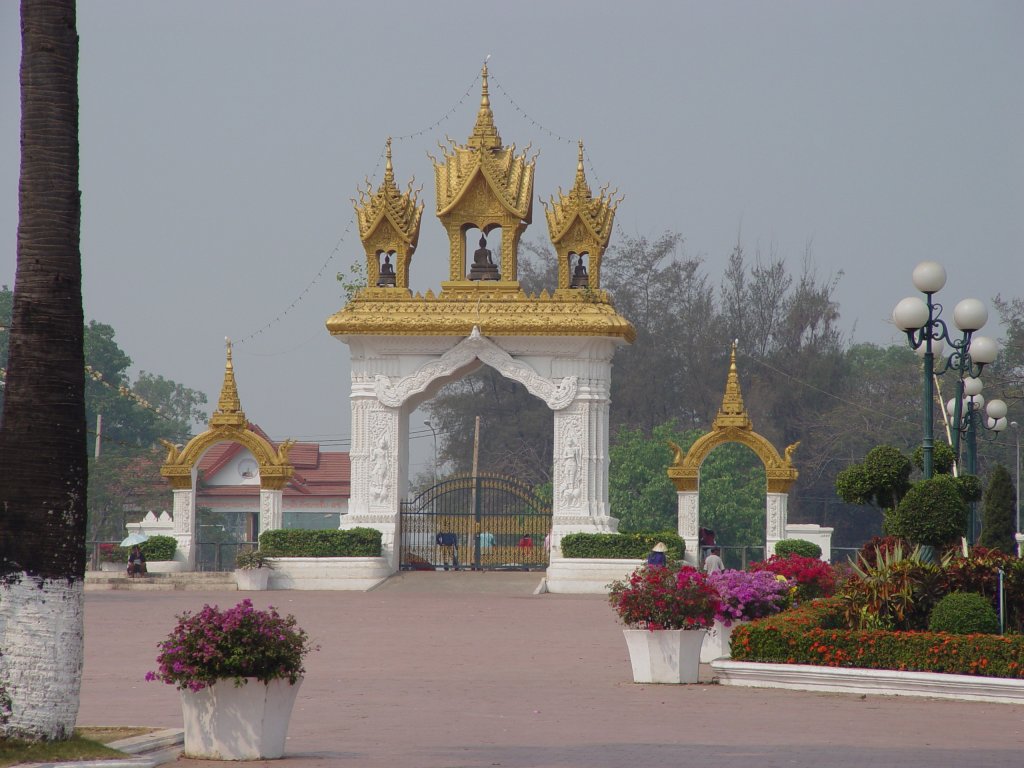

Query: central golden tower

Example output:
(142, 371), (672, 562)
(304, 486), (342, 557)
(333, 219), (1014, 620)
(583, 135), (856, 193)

(326, 64), (634, 341)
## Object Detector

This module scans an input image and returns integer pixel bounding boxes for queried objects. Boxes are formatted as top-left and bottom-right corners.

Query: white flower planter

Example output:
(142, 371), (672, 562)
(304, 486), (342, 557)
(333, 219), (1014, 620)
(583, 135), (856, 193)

(623, 628), (707, 684)
(701, 619), (749, 662)
(180, 677), (302, 760)
(235, 568), (271, 591)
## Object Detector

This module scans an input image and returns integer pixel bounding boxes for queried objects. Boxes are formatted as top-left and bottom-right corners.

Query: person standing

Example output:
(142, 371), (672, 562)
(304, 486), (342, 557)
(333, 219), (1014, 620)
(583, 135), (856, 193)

(646, 541), (668, 567)
(703, 546), (725, 573)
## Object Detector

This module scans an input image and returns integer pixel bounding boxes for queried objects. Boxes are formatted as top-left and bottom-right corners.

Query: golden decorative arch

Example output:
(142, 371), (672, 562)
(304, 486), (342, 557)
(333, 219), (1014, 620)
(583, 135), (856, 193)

(667, 343), (798, 494)
(160, 340), (294, 491)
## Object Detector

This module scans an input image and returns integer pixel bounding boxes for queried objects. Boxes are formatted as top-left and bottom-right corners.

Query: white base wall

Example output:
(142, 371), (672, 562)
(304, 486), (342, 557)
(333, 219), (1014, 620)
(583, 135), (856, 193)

(267, 557), (391, 590)
(544, 558), (643, 594)
(712, 660), (1024, 705)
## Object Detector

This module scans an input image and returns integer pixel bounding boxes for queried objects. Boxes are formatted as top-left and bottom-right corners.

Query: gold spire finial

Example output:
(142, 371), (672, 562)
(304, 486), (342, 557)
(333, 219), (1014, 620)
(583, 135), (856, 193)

(468, 61), (501, 150)
(384, 137), (394, 183)
(210, 336), (246, 428)
(712, 340), (752, 430)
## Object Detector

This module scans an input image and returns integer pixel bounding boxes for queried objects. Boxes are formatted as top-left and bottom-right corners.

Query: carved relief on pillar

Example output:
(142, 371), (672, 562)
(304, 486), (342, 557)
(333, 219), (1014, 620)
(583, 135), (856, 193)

(679, 491), (700, 539)
(259, 489), (284, 534)
(555, 411), (584, 512)
(367, 409), (396, 508)
(766, 493), (787, 540)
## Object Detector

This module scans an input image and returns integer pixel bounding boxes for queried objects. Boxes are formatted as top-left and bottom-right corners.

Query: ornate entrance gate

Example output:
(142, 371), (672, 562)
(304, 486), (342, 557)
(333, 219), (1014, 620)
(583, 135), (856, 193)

(400, 473), (551, 571)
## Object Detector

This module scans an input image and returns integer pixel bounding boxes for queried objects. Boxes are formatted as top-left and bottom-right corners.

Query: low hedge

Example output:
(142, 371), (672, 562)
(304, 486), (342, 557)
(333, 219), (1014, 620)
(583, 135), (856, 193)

(559, 532), (684, 561)
(774, 539), (822, 559)
(259, 527), (382, 557)
(731, 598), (1024, 679)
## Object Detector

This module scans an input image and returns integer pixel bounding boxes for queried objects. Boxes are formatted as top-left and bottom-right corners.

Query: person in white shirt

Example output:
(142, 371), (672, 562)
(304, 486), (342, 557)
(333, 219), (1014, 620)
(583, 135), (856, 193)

(703, 547), (725, 573)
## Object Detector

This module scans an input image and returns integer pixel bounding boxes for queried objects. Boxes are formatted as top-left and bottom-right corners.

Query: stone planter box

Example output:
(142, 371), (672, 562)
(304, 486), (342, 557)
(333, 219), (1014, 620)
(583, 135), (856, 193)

(544, 558), (645, 594)
(235, 568), (272, 590)
(623, 629), (707, 684)
(180, 677), (302, 759)
(267, 557), (391, 590)
(701, 619), (746, 663)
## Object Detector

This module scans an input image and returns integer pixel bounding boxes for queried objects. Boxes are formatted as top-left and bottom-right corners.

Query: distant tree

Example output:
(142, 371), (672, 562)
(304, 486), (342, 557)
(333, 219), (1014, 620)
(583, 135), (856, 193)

(979, 464), (1016, 554)
(608, 422), (697, 532)
(0, 0), (85, 740)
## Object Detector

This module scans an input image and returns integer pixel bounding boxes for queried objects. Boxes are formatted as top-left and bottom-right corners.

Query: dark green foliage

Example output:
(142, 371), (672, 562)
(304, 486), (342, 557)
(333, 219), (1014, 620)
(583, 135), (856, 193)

(911, 441), (956, 475)
(956, 474), (983, 503)
(235, 550), (268, 569)
(980, 464), (1017, 553)
(731, 598), (1024, 678)
(259, 528), (382, 557)
(835, 445), (912, 509)
(559, 531), (684, 560)
(774, 539), (822, 559)
(885, 474), (968, 547)
(928, 592), (1000, 635)
(140, 535), (176, 561)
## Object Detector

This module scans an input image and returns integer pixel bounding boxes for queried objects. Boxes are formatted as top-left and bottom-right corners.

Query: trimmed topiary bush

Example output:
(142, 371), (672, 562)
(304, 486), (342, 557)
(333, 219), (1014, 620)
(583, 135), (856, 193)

(775, 539), (822, 559)
(559, 531), (684, 561)
(259, 527), (382, 557)
(141, 535), (177, 561)
(885, 474), (968, 547)
(928, 591), (1000, 635)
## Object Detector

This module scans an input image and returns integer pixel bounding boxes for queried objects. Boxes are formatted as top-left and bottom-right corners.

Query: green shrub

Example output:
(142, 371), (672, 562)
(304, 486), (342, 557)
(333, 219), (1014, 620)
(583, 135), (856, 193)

(928, 591), (1000, 634)
(259, 528), (382, 557)
(731, 598), (1024, 678)
(559, 531), (684, 561)
(885, 474), (968, 547)
(775, 539), (822, 559)
(235, 550), (268, 570)
(140, 535), (177, 561)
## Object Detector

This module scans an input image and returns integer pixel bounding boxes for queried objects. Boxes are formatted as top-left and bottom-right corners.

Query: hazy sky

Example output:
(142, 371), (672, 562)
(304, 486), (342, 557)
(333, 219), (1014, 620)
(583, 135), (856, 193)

(1, 1), (1021, 475)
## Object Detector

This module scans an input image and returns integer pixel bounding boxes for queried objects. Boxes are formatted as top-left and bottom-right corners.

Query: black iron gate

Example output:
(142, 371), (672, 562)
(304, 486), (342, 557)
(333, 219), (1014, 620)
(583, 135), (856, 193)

(400, 473), (551, 571)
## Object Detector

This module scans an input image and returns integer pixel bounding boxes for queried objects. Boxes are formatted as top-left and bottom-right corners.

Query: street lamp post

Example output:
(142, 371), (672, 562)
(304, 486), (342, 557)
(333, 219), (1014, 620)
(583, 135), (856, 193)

(424, 420), (438, 485)
(1012, 421), (1021, 535)
(892, 261), (1007, 543)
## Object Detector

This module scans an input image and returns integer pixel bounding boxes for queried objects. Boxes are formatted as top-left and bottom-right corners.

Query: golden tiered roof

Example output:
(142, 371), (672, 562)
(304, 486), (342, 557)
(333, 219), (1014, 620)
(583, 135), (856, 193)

(544, 141), (618, 250)
(712, 341), (753, 431)
(432, 64), (534, 221)
(354, 138), (424, 251)
(326, 65), (634, 342)
(209, 338), (246, 429)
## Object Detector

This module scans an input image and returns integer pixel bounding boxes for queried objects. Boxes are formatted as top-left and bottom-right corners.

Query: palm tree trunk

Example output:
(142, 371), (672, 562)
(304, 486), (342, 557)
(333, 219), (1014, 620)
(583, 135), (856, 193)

(0, 0), (86, 740)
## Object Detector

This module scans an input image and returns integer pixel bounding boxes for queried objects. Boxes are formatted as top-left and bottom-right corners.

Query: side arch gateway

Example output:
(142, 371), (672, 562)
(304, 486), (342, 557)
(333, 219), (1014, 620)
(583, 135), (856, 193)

(160, 342), (294, 569)
(327, 65), (634, 572)
(667, 343), (799, 566)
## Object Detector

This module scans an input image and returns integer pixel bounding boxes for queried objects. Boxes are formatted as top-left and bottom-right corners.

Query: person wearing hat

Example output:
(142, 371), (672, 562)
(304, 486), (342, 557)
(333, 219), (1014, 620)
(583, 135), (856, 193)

(646, 541), (668, 567)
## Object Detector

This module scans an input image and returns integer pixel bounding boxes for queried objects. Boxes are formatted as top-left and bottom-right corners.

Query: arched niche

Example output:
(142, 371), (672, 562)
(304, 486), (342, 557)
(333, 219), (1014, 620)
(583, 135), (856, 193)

(667, 344), (798, 566)
(160, 343), (294, 569)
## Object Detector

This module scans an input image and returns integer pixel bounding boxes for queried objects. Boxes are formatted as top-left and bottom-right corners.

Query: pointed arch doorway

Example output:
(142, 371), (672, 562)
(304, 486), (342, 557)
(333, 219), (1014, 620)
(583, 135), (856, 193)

(668, 343), (800, 567)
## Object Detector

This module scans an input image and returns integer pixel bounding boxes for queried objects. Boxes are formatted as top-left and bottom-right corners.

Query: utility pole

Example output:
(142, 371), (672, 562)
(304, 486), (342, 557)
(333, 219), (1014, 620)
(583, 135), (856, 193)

(94, 413), (102, 459)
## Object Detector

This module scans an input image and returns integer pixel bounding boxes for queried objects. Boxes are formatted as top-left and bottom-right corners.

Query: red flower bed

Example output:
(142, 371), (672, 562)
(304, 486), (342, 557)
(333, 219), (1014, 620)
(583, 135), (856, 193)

(731, 598), (1024, 679)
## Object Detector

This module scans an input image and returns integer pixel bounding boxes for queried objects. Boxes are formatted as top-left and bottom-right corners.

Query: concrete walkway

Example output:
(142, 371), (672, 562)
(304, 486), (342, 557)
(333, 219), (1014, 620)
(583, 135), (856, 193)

(81, 573), (1024, 768)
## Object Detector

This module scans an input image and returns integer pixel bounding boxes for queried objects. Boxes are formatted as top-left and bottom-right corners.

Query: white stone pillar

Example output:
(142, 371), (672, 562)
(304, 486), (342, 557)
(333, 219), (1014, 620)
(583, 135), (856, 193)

(172, 487), (196, 570)
(340, 390), (402, 571)
(766, 492), (789, 558)
(677, 490), (699, 567)
(259, 488), (284, 537)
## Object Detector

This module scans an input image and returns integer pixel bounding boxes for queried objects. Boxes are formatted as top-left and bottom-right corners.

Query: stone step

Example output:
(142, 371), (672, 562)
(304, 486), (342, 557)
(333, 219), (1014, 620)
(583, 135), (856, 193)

(85, 571), (238, 591)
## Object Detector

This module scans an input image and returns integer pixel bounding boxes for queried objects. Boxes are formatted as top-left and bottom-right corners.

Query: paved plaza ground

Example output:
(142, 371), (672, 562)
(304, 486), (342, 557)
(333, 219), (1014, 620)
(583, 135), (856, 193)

(81, 573), (1023, 768)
